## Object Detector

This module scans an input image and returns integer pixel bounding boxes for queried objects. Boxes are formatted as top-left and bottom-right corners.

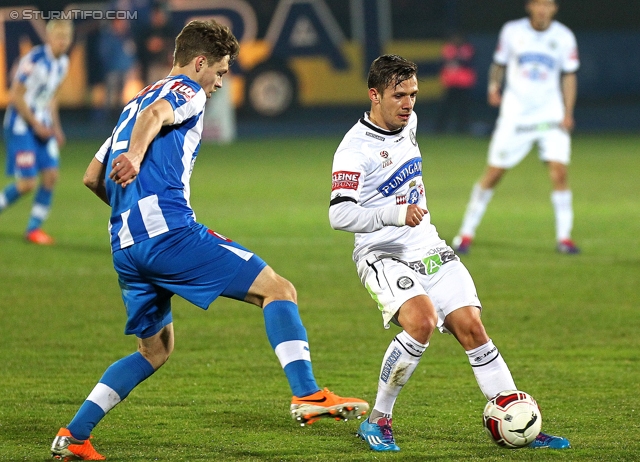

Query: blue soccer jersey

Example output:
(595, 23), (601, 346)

(95, 75), (208, 251)
(3, 44), (69, 134)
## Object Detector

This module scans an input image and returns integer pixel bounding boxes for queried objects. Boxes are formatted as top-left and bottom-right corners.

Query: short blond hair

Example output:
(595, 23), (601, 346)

(46, 19), (74, 34)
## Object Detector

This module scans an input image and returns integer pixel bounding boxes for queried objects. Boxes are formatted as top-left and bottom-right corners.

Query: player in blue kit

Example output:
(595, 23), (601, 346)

(1, 19), (73, 245)
(50, 19), (367, 461)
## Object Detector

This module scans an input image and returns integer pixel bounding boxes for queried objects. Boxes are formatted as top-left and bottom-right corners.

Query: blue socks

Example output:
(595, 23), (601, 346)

(263, 301), (320, 397)
(67, 352), (155, 440)
(0, 183), (20, 212)
(27, 186), (53, 232)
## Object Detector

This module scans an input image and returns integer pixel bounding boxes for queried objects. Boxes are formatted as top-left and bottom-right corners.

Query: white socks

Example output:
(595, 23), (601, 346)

(466, 340), (516, 400)
(551, 190), (573, 241)
(459, 183), (494, 237)
(372, 331), (428, 418)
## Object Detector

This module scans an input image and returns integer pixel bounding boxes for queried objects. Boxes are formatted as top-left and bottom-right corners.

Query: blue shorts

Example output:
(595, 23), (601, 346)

(4, 127), (59, 178)
(112, 223), (267, 338)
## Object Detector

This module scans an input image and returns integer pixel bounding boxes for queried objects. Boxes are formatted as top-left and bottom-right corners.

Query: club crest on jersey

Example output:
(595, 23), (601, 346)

(377, 158), (422, 197)
(410, 129), (417, 146)
(379, 150), (393, 168)
(397, 276), (414, 290)
(332, 171), (360, 190)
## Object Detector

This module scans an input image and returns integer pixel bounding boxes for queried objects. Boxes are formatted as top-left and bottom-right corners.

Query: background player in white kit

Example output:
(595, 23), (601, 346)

(452, 0), (580, 254)
(330, 54), (570, 452)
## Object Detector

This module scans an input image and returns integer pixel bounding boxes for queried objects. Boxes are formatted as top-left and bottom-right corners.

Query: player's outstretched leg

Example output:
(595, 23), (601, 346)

(263, 300), (368, 425)
(51, 351), (156, 460)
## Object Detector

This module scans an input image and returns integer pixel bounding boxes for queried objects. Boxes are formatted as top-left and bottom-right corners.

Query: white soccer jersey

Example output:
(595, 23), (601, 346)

(329, 112), (445, 263)
(3, 44), (69, 134)
(494, 18), (579, 123)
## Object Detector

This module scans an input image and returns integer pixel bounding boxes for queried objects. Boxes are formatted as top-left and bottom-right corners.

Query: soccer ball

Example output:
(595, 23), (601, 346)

(482, 390), (542, 448)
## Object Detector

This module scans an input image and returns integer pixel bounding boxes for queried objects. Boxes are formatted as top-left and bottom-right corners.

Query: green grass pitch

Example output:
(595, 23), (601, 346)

(0, 133), (638, 461)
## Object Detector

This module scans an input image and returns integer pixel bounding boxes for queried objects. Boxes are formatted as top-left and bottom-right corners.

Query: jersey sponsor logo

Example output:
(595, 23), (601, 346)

(332, 171), (360, 190)
(377, 158), (422, 197)
(366, 131), (385, 141)
(396, 195), (406, 205)
(518, 53), (555, 69)
(16, 151), (35, 168)
(379, 150), (389, 158)
(171, 81), (197, 101)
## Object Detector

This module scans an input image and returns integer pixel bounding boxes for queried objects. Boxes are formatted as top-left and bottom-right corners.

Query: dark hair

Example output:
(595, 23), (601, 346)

(173, 19), (239, 67)
(367, 55), (418, 94)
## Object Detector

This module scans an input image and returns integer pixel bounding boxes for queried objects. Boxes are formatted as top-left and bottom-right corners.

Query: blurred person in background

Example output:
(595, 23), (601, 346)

(135, 2), (176, 83)
(436, 31), (477, 134)
(452, 0), (580, 255)
(98, 18), (138, 117)
(0, 19), (73, 245)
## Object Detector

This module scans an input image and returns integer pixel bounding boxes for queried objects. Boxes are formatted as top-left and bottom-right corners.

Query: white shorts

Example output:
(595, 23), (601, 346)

(356, 247), (481, 332)
(488, 119), (571, 169)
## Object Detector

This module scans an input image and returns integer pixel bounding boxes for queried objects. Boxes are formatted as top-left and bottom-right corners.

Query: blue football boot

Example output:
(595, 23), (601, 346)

(357, 417), (400, 452)
(529, 432), (571, 449)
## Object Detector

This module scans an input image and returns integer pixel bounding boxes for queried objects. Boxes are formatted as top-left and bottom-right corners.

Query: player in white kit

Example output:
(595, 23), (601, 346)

(452, 0), (580, 254)
(330, 54), (570, 452)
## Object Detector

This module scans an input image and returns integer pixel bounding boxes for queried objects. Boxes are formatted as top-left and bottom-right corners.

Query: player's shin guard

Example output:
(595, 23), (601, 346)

(466, 339), (516, 399)
(263, 300), (320, 397)
(26, 186), (52, 232)
(66, 352), (155, 441)
(372, 331), (427, 418)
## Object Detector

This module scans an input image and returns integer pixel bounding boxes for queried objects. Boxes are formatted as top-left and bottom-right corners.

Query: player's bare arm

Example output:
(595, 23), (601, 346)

(110, 98), (175, 187)
(487, 63), (506, 107)
(83, 157), (109, 205)
(8, 80), (54, 140)
(560, 72), (577, 131)
(49, 91), (66, 146)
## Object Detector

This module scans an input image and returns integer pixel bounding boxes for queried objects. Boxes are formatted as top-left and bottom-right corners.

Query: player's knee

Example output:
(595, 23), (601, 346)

(274, 275), (297, 303)
(16, 178), (37, 194)
(402, 310), (437, 343)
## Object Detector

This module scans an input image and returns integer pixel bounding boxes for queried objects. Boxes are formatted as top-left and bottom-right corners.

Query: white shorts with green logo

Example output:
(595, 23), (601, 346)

(357, 247), (481, 331)
(488, 119), (571, 169)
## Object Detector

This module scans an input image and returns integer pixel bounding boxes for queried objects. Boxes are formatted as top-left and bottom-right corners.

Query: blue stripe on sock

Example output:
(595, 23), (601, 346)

(263, 301), (319, 397)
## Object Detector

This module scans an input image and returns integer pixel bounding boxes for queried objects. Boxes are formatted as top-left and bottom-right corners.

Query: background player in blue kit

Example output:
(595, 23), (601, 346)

(1, 19), (73, 245)
(50, 19), (367, 461)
